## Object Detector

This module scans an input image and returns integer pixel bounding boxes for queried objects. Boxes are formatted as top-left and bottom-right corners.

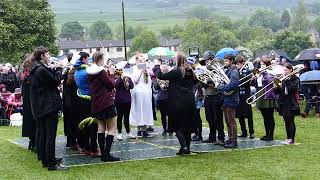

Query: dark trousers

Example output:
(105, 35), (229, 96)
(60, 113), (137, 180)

(238, 111), (254, 134)
(204, 95), (225, 141)
(158, 99), (172, 133)
(77, 98), (97, 152)
(35, 119), (41, 159)
(152, 95), (157, 121)
(116, 102), (131, 134)
(260, 108), (275, 137)
(194, 108), (202, 136)
(176, 129), (191, 149)
(63, 107), (77, 146)
(283, 115), (296, 141)
(0, 107), (6, 119)
(304, 97), (320, 113)
(223, 107), (237, 142)
(39, 112), (58, 166)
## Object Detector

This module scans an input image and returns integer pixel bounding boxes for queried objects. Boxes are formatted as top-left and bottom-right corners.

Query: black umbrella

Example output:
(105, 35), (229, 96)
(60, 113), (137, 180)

(293, 48), (320, 61)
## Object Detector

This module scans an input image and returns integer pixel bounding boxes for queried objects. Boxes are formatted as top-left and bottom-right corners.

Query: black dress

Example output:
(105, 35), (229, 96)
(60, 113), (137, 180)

(157, 68), (196, 132)
(21, 76), (35, 138)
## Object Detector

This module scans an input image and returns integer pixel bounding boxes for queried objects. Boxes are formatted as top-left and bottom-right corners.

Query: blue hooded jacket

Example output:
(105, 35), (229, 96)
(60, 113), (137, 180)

(74, 59), (90, 96)
(218, 65), (239, 107)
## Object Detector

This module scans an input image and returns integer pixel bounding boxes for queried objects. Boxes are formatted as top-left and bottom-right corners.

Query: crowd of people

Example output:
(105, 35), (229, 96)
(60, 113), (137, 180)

(2, 45), (317, 171)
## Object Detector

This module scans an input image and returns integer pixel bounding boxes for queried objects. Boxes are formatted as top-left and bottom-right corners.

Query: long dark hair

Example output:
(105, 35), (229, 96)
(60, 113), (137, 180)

(176, 53), (189, 78)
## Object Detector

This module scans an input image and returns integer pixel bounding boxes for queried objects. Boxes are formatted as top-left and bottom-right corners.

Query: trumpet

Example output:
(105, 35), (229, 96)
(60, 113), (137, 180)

(123, 76), (130, 90)
(246, 66), (302, 105)
(238, 63), (277, 87)
(157, 79), (169, 90)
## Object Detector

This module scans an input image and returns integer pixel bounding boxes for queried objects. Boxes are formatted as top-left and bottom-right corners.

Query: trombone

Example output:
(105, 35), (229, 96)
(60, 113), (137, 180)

(246, 66), (302, 105)
(238, 63), (277, 87)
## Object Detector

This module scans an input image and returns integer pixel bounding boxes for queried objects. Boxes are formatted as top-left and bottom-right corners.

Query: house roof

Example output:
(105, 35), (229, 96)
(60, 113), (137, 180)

(255, 49), (290, 59)
(58, 39), (181, 50)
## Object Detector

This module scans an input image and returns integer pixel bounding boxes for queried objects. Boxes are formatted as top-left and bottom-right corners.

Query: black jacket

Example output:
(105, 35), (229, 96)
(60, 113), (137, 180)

(275, 75), (300, 117)
(29, 62), (63, 120)
(157, 67), (196, 132)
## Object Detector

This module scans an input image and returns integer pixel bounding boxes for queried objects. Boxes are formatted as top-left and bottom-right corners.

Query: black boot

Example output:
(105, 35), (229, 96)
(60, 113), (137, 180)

(238, 131), (247, 138)
(98, 133), (106, 162)
(105, 135), (120, 162)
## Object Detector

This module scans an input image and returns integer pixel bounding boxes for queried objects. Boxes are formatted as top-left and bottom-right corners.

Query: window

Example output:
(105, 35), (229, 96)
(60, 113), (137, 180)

(116, 47), (122, 52)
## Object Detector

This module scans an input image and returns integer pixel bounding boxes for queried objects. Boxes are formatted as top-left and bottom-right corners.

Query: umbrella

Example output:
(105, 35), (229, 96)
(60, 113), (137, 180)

(148, 47), (175, 57)
(215, 48), (238, 60)
(293, 48), (320, 61)
(299, 70), (320, 84)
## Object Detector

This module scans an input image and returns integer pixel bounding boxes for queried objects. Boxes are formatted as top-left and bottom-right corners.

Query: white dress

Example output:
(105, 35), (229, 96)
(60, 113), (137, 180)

(129, 66), (154, 126)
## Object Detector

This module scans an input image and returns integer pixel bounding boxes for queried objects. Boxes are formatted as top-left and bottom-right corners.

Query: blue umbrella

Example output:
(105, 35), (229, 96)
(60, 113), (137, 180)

(300, 70), (320, 84)
(215, 48), (238, 60)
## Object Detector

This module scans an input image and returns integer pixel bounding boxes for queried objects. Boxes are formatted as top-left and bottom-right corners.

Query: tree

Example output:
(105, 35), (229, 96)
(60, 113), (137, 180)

(160, 27), (173, 40)
(179, 18), (239, 54)
(130, 30), (160, 54)
(89, 20), (113, 40)
(0, 0), (58, 64)
(186, 5), (210, 20)
(281, 10), (291, 28)
(273, 29), (314, 58)
(248, 8), (283, 32)
(114, 24), (136, 40)
(60, 21), (84, 40)
(292, 0), (309, 32)
(313, 17), (320, 33)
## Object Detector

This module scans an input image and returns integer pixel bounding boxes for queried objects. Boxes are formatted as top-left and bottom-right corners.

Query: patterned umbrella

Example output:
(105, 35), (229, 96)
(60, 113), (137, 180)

(294, 48), (320, 61)
(148, 47), (175, 57)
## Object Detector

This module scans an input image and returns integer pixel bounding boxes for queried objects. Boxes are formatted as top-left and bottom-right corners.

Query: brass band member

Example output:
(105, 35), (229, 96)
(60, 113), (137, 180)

(87, 52), (120, 161)
(275, 63), (300, 144)
(157, 53), (197, 155)
(215, 54), (240, 148)
(201, 51), (225, 145)
(235, 57), (254, 138)
(115, 67), (136, 140)
(30, 46), (66, 170)
(251, 58), (277, 141)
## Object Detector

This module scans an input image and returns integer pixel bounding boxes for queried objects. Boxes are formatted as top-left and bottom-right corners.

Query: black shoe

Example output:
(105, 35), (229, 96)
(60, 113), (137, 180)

(224, 141), (238, 148)
(260, 136), (268, 141)
(48, 164), (68, 171)
(191, 135), (202, 141)
(28, 142), (34, 151)
(202, 138), (216, 143)
(264, 136), (273, 141)
(249, 133), (255, 139)
(162, 131), (167, 136)
(238, 132), (247, 138)
(176, 147), (190, 155)
(146, 127), (154, 132)
(101, 155), (120, 162)
(142, 131), (152, 138)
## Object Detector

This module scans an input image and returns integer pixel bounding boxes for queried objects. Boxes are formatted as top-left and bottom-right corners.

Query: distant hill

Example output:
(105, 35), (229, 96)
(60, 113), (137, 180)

(49, 0), (317, 32)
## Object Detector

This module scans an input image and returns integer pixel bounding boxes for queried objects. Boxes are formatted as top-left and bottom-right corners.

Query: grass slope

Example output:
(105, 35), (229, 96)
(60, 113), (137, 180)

(1, 106), (320, 179)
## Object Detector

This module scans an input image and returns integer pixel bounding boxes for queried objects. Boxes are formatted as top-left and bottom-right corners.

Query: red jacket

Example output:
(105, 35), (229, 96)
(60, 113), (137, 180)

(87, 64), (116, 113)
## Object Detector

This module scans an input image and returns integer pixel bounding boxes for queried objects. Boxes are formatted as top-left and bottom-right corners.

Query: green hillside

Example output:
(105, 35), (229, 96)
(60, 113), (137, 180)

(49, 0), (318, 32)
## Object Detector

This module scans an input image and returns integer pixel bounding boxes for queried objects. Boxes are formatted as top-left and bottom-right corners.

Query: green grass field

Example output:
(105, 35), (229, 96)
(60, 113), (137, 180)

(1, 105), (320, 179)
